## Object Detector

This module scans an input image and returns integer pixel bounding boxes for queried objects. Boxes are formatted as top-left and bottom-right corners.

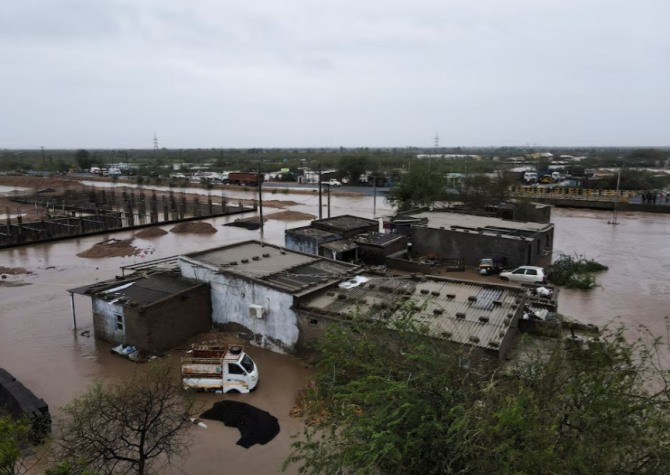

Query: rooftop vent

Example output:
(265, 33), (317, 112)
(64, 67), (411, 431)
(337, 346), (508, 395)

(262, 253), (270, 258)
(252, 256), (260, 261)
(447, 294), (456, 299)
(241, 258), (249, 264)
(468, 296), (477, 302)
(488, 340), (500, 348)
(433, 308), (444, 315)
(456, 312), (466, 319)
(478, 316), (490, 323)
(420, 289), (429, 295)
(431, 291), (440, 297)
(493, 300), (502, 306)
(469, 335), (480, 343)
(499, 330), (506, 338)
(441, 331), (452, 338)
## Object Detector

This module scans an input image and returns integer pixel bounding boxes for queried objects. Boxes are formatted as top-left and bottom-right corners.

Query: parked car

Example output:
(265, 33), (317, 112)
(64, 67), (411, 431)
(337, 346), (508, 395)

(324, 179), (342, 187)
(499, 266), (547, 284)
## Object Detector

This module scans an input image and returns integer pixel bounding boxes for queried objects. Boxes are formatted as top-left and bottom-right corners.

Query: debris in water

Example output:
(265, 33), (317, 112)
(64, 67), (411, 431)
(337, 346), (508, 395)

(200, 400), (280, 448)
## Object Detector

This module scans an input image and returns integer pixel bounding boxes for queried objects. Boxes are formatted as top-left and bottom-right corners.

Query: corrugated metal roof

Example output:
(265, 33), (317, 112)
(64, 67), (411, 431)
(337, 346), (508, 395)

(299, 276), (526, 352)
(69, 272), (204, 306)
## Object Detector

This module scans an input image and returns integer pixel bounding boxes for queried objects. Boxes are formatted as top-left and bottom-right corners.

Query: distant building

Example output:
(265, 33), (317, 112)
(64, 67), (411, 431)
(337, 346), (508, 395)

(393, 211), (554, 268)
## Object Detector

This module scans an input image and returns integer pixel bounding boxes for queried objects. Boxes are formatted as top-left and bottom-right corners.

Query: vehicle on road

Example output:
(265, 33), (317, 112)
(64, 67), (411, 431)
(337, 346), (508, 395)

(323, 179), (342, 187)
(499, 266), (547, 284)
(478, 256), (507, 275)
(222, 172), (263, 186)
(181, 345), (259, 393)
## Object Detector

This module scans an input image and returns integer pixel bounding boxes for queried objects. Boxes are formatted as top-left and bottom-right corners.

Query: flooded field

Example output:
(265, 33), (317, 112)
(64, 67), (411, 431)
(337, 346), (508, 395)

(0, 189), (668, 473)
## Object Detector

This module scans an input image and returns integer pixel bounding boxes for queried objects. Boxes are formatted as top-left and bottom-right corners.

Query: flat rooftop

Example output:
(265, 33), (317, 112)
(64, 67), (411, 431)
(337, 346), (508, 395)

(354, 232), (405, 247)
(184, 241), (360, 294)
(321, 239), (357, 252)
(299, 275), (527, 354)
(313, 215), (377, 232)
(409, 211), (553, 234)
(285, 226), (341, 240)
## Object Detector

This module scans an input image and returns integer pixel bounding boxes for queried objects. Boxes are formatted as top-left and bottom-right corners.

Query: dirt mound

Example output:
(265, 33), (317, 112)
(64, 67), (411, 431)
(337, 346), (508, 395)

(134, 227), (168, 238)
(266, 210), (315, 222)
(170, 222), (217, 234)
(0, 266), (31, 275)
(261, 199), (299, 208)
(200, 401), (280, 448)
(77, 238), (140, 258)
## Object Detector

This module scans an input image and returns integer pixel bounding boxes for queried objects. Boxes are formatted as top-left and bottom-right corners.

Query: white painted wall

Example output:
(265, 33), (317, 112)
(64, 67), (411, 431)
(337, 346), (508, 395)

(179, 260), (299, 353)
(93, 299), (126, 342)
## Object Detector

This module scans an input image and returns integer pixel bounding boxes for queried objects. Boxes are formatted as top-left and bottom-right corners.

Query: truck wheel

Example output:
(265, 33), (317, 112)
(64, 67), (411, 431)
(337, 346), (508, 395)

(226, 389), (240, 394)
(500, 276), (509, 281)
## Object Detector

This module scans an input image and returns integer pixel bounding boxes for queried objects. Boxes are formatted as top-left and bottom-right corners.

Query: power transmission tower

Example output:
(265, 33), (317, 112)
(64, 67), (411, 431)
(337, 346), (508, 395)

(153, 133), (159, 151)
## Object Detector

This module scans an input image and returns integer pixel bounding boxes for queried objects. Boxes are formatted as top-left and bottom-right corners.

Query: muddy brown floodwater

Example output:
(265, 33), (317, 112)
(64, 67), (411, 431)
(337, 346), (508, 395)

(0, 190), (668, 473)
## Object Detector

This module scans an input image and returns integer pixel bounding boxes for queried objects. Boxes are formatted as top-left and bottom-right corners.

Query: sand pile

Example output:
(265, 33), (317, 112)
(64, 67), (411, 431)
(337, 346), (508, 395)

(170, 222), (217, 234)
(77, 238), (140, 258)
(134, 227), (168, 238)
(266, 210), (315, 222)
(261, 199), (299, 208)
(0, 266), (31, 275)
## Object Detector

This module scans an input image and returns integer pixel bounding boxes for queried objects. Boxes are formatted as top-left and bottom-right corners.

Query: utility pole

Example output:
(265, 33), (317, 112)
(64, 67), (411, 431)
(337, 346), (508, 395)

(318, 162), (323, 220)
(258, 160), (264, 239)
(373, 178), (377, 217)
(327, 183), (331, 218)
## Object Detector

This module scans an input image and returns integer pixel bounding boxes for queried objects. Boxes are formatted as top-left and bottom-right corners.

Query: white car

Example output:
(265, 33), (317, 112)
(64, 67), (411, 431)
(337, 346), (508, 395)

(324, 179), (342, 187)
(499, 266), (547, 284)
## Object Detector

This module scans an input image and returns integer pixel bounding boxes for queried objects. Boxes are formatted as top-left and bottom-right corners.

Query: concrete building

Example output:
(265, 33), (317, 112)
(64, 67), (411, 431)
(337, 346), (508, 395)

(395, 211), (554, 268)
(284, 226), (342, 255)
(69, 271), (211, 352)
(297, 275), (528, 361)
(310, 215), (378, 239)
(178, 241), (360, 353)
(285, 215), (405, 265)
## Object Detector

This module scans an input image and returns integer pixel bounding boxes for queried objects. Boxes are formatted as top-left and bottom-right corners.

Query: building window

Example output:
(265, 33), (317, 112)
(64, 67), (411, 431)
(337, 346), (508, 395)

(115, 314), (124, 332)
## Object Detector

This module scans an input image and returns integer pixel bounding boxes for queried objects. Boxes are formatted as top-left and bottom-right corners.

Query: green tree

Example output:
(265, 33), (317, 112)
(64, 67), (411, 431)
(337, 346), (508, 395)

(284, 312), (486, 475)
(0, 414), (30, 475)
(53, 361), (194, 475)
(337, 155), (368, 185)
(285, 316), (670, 474)
(461, 328), (670, 474)
(386, 162), (447, 211)
(74, 150), (93, 171)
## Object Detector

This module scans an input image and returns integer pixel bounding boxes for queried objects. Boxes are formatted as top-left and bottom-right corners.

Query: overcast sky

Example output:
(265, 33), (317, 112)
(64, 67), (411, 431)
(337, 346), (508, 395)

(1, 0), (668, 149)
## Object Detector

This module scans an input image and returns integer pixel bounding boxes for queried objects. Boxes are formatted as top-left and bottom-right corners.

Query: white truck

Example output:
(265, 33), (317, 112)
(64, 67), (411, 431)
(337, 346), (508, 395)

(181, 346), (259, 393)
